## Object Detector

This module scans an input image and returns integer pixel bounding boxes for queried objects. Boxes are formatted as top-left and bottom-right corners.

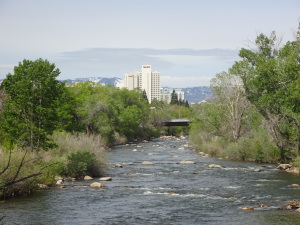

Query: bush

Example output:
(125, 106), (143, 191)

(66, 151), (95, 179)
(223, 129), (280, 163)
(0, 148), (46, 199)
(292, 156), (300, 168)
(52, 131), (109, 178)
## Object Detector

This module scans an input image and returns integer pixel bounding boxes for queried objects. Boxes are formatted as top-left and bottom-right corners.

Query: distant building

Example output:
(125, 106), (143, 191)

(123, 65), (160, 103)
(160, 87), (184, 104)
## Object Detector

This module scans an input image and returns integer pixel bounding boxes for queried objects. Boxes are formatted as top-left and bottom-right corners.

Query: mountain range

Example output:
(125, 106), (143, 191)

(1, 77), (212, 103)
(63, 77), (211, 103)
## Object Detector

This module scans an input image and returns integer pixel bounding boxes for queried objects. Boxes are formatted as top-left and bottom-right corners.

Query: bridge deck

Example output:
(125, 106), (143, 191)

(164, 118), (191, 126)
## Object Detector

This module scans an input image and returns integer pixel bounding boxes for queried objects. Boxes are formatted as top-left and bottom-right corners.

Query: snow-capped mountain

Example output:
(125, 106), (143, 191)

(61, 77), (123, 86)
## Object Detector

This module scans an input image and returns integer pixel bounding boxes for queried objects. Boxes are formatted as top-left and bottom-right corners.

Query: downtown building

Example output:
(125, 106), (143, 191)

(124, 65), (160, 103)
(160, 88), (184, 104)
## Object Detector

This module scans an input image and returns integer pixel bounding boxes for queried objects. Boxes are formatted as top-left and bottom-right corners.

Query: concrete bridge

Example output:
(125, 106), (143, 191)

(163, 118), (191, 126)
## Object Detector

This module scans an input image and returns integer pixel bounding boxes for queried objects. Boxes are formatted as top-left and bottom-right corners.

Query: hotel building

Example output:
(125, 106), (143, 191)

(124, 65), (160, 103)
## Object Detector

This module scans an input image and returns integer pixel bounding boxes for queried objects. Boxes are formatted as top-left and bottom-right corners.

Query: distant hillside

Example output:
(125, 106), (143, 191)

(1, 76), (211, 103)
(61, 77), (122, 86)
(182, 86), (212, 103)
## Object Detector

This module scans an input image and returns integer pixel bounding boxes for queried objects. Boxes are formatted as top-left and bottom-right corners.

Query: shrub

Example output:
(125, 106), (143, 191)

(0, 148), (46, 199)
(52, 131), (109, 178)
(66, 151), (95, 179)
(292, 156), (300, 168)
(223, 129), (280, 163)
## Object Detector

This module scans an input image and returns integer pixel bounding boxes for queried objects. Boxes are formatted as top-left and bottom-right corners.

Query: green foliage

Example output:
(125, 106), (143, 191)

(51, 131), (109, 177)
(223, 129), (280, 163)
(170, 90), (179, 105)
(66, 151), (95, 179)
(68, 82), (154, 144)
(0, 147), (47, 199)
(292, 156), (300, 168)
(0, 59), (68, 150)
(230, 27), (300, 160)
(117, 105), (142, 141)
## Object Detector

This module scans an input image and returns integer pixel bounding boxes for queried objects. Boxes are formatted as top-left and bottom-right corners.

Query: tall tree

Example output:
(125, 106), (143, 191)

(170, 90), (179, 105)
(230, 27), (300, 160)
(0, 59), (66, 150)
(210, 72), (250, 142)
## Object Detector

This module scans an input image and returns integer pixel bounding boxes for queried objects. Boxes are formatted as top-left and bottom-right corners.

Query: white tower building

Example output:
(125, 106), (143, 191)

(123, 65), (160, 103)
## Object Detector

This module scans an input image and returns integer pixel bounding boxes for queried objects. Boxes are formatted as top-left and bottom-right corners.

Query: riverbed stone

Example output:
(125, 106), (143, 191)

(285, 200), (300, 210)
(277, 164), (291, 170)
(141, 161), (153, 165)
(84, 175), (93, 180)
(286, 167), (300, 174)
(37, 184), (49, 190)
(54, 176), (63, 181)
(56, 179), (63, 185)
(90, 182), (104, 188)
(242, 207), (254, 210)
(100, 177), (112, 181)
(207, 164), (223, 168)
(179, 160), (196, 164)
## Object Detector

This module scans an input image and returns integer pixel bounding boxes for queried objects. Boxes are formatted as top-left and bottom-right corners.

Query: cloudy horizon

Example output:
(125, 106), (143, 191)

(0, 0), (299, 87)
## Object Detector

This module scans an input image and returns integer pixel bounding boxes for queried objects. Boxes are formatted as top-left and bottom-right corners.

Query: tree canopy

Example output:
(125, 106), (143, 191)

(0, 59), (67, 150)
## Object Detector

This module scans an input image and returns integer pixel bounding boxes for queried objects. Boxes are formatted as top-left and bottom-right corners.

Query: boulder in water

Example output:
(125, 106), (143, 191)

(242, 207), (254, 210)
(207, 164), (223, 168)
(100, 177), (112, 181)
(115, 163), (123, 168)
(277, 164), (291, 170)
(179, 160), (196, 164)
(141, 161), (153, 165)
(56, 179), (63, 185)
(90, 182), (104, 188)
(84, 176), (93, 180)
(37, 184), (49, 190)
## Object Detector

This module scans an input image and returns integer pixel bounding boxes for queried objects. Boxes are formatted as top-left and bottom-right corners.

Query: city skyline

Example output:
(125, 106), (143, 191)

(123, 65), (160, 103)
(0, 0), (299, 87)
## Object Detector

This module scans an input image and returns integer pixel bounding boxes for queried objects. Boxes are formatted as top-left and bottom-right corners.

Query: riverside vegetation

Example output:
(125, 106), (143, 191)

(0, 26), (300, 199)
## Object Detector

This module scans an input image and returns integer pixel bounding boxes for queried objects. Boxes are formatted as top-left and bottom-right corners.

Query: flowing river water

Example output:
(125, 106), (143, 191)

(1, 136), (300, 225)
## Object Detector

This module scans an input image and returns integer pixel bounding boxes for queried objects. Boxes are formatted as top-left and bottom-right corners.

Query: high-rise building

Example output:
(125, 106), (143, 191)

(123, 65), (160, 103)
(160, 88), (184, 104)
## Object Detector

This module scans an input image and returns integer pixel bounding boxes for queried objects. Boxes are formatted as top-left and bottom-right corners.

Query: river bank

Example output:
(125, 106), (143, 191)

(1, 136), (300, 224)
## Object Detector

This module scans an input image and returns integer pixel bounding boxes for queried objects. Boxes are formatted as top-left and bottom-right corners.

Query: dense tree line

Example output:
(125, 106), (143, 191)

(190, 24), (300, 164)
(0, 59), (191, 199)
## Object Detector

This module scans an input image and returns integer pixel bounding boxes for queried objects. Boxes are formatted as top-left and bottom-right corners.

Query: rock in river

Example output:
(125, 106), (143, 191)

(90, 182), (104, 188)
(277, 164), (291, 170)
(207, 164), (223, 168)
(84, 176), (93, 180)
(141, 161), (153, 165)
(115, 163), (123, 168)
(179, 160), (196, 164)
(100, 177), (112, 181)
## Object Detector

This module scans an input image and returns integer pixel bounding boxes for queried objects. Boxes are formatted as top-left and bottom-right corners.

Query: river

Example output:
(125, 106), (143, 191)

(1, 136), (300, 225)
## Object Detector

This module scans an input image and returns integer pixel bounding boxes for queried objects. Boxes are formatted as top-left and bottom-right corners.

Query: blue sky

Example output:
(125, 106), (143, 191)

(0, 0), (299, 87)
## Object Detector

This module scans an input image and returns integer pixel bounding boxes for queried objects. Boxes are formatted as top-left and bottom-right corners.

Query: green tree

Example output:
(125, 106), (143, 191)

(170, 90), (179, 105)
(0, 59), (68, 198)
(0, 59), (66, 150)
(230, 27), (300, 160)
(210, 71), (250, 142)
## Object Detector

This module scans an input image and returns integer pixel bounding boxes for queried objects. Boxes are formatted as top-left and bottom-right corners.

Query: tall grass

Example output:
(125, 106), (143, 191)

(52, 131), (109, 178)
